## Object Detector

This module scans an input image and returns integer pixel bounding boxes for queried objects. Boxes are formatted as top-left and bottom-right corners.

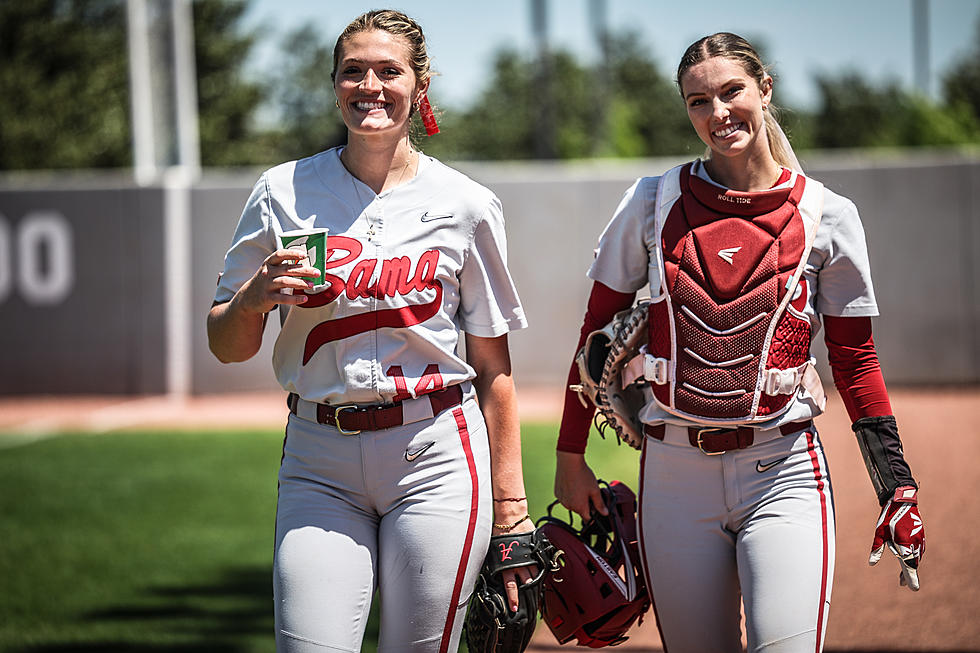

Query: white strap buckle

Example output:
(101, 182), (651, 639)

(763, 367), (802, 396)
(644, 355), (669, 385)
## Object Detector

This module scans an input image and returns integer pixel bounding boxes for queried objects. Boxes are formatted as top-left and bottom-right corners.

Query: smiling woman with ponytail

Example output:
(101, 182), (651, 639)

(553, 31), (925, 653)
(208, 10), (536, 651)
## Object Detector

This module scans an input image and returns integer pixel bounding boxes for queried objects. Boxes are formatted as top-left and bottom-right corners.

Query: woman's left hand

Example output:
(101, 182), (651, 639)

(468, 332), (537, 612)
(492, 512), (538, 612)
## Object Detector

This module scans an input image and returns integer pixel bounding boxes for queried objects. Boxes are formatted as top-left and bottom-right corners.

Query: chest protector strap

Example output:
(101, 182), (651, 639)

(623, 162), (824, 424)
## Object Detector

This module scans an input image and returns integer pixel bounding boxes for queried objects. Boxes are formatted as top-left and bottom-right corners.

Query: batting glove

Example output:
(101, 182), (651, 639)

(869, 485), (924, 591)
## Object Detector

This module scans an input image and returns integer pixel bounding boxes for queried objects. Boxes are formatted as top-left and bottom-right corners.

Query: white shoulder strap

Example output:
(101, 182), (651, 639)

(652, 163), (686, 298)
(796, 173), (824, 245)
(769, 173), (824, 316)
(656, 164), (684, 218)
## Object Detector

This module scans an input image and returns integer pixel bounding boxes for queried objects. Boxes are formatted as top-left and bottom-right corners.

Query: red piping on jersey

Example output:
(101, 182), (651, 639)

(440, 406), (480, 653)
(302, 282), (443, 364)
(805, 429), (831, 653)
(823, 315), (892, 420)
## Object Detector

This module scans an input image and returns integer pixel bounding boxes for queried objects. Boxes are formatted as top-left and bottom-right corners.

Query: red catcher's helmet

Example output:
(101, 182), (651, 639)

(537, 480), (650, 648)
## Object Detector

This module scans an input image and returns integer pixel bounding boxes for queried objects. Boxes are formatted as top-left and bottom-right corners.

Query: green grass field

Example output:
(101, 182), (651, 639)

(0, 423), (641, 651)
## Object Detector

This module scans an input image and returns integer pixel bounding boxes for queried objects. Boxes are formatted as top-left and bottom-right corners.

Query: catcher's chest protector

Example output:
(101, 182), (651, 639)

(647, 163), (823, 423)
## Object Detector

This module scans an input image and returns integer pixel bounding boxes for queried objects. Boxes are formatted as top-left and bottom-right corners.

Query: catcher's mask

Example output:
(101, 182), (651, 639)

(537, 480), (650, 648)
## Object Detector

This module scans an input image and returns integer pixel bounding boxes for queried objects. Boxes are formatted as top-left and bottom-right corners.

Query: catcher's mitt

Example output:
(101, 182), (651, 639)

(464, 528), (562, 653)
(537, 480), (650, 648)
(572, 300), (651, 449)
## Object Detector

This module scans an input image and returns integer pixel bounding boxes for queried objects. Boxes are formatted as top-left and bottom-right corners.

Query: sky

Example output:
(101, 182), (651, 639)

(243, 0), (980, 112)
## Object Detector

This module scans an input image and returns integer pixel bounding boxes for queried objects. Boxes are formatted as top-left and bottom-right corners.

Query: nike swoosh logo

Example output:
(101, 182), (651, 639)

(756, 457), (788, 473)
(420, 212), (453, 222)
(405, 441), (435, 462)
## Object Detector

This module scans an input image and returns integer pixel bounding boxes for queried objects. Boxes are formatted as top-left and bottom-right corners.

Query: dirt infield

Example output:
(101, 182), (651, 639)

(0, 386), (567, 435)
(1, 387), (977, 651)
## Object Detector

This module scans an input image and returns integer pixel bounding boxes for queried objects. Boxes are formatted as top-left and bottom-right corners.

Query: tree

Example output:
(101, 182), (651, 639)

(602, 32), (701, 158)
(266, 24), (346, 162)
(942, 17), (980, 137)
(444, 47), (551, 160)
(812, 73), (902, 148)
(193, 0), (273, 166)
(812, 71), (979, 149)
(439, 32), (701, 161)
(0, 0), (271, 171)
(0, 0), (130, 169)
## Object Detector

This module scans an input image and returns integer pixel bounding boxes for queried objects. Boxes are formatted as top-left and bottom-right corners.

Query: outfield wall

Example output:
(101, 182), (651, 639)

(1, 151), (977, 396)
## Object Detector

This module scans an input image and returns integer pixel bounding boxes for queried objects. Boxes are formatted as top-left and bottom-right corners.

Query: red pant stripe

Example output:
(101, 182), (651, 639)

(637, 439), (670, 652)
(806, 430), (832, 653)
(439, 407), (480, 652)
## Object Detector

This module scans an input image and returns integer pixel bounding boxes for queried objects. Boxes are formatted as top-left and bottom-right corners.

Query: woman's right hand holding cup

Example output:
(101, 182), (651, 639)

(235, 249), (320, 314)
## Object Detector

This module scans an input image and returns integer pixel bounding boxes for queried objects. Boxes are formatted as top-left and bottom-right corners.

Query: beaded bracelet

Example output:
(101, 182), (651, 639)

(493, 496), (527, 503)
(493, 514), (531, 530)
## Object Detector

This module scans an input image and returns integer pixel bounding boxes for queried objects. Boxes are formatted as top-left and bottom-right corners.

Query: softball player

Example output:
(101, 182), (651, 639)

(207, 11), (534, 652)
(554, 33), (925, 653)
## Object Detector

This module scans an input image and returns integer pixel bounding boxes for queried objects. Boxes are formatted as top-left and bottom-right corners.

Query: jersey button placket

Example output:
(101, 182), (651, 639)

(370, 209), (383, 400)
(367, 208), (383, 241)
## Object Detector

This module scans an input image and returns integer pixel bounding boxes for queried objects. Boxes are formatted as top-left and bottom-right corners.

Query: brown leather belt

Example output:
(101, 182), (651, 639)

(287, 384), (463, 435)
(643, 419), (813, 455)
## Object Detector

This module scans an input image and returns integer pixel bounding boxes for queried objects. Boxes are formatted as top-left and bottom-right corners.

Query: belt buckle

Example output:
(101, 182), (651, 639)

(696, 427), (727, 455)
(332, 405), (362, 435)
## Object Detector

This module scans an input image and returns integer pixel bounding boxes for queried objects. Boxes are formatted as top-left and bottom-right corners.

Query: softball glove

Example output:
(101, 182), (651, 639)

(572, 300), (651, 449)
(537, 480), (650, 647)
(463, 529), (561, 653)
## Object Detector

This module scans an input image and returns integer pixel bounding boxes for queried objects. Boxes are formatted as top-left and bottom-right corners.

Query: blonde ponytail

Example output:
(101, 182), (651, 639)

(764, 106), (802, 172)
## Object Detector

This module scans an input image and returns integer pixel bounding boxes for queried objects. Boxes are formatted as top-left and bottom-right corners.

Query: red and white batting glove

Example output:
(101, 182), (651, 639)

(869, 486), (924, 591)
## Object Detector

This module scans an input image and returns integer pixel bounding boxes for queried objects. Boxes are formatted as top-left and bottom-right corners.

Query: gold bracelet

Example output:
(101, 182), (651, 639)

(493, 514), (531, 530)
(493, 496), (527, 503)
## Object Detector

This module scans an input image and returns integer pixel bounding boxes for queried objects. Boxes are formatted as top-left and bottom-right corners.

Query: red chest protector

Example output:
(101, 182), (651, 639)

(643, 162), (824, 424)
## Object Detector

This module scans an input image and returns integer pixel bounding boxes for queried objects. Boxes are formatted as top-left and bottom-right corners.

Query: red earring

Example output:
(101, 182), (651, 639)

(418, 93), (439, 136)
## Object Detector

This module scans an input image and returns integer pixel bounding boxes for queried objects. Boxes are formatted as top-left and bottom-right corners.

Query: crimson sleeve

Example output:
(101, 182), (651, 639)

(556, 282), (637, 453)
(823, 315), (892, 422)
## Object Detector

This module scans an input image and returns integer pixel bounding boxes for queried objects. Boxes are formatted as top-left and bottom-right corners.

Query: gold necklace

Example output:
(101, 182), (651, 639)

(349, 150), (416, 240)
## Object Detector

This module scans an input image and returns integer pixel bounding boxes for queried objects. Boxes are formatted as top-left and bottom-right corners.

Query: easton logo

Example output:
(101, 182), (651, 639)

(908, 511), (923, 537)
(717, 246), (742, 264)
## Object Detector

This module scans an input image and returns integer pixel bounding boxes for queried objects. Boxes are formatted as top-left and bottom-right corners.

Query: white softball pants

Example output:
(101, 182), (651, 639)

(638, 426), (835, 653)
(273, 395), (492, 652)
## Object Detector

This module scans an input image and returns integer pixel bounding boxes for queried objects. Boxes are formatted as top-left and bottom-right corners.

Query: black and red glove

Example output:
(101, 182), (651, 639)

(869, 485), (924, 591)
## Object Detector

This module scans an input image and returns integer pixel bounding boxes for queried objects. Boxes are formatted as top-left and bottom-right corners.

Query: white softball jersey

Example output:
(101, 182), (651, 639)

(216, 147), (527, 651)
(215, 147), (528, 404)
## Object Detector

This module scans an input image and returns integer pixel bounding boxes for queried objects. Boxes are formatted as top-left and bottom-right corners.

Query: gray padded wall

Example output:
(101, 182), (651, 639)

(1, 153), (976, 395)
(0, 186), (167, 394)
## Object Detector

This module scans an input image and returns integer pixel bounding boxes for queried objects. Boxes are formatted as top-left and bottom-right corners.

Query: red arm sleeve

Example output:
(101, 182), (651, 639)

(556, 282), (637, 453)
(822, 315), (892, 422)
